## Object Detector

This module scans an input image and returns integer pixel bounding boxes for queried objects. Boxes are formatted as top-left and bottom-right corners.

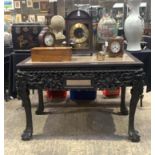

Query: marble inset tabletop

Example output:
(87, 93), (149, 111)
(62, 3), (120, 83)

(26, 53), (134, 64)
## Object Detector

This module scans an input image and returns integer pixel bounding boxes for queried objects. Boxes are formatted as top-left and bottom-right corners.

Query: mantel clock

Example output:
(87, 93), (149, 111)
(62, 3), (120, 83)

(107, 37), (124, 57)
(38, 27), (55, 47)
(66, 10), (93, 55)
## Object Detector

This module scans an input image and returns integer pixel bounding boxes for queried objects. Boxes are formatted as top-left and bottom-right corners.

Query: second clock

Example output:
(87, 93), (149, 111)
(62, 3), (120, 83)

(38, 27), (55, 47)
(107, 37), (124, 57)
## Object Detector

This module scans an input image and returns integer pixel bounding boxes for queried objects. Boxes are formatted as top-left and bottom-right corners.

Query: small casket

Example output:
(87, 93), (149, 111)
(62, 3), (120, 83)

(31, 47), (72, 62)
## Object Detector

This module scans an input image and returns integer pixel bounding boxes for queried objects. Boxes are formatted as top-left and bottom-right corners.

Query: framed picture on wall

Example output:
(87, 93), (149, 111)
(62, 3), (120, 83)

(4, 14), (13, 23)
(15, 14), (22, 23)
(37, 15), (45, 23)
(14, 1), (21, 9)
(33, 2), (39, 9)
(26, 0), (33, 8)
(4, 0), (14, 11)
(40, 1), (48, 12)
(22, 14), (28, 22)
(28, 15), (36, 22)
(21, 0), (26, 4)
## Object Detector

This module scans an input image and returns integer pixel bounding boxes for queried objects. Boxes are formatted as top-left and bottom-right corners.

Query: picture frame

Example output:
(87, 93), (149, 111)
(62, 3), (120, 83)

(4, 0), (14, 11)
(33, 2), (39, 9)
(14, 1), (21, 9)
(4, 14), (13, 23)
(40, 1), (48, 12)
(37, 15), (45, 23)
(21, 0), (26, 4)
(26, 0), (33, 8)
(22, 14), (28, 22)
(28, 15), (36, 22)
(15, 14), (22, 23)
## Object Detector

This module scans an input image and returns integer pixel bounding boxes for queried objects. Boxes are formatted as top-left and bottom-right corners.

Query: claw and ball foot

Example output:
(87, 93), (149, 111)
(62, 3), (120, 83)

(128, 129), (140, 142)
(21, 130), (33, 141)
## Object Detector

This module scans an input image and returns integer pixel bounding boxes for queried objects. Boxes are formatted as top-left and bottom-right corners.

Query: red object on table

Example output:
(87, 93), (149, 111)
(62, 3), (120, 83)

(102, 87), (120, 97)
(46, 90), (67, 99)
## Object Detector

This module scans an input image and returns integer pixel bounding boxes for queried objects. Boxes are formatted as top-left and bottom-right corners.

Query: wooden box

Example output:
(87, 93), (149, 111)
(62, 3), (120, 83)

(31, 47), (72, 62)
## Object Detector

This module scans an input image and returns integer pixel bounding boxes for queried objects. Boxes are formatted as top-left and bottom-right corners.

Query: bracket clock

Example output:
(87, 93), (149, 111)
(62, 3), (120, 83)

(66, 10), (93, 55)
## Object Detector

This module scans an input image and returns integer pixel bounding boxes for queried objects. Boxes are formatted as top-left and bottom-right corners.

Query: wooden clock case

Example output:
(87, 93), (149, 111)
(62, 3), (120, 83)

(107, 37), (124, 57)
(38, 27), (55, 47)
(66, 10), (93, 55)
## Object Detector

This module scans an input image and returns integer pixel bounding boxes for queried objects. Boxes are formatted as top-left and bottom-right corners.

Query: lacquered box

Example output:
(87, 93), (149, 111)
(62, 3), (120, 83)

(11, 23), (44, 50)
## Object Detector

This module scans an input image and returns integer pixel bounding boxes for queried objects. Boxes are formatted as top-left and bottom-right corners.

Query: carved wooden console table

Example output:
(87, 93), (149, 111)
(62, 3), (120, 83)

(16, 52), (144, 142)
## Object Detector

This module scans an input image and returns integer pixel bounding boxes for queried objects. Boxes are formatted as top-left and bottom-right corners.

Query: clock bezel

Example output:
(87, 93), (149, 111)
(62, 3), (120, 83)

(43, 32), (55, 47)
(107, 37), (124, 57)
(38, 27), (56, 47)
(110, 41), (121, 53)
(69, 23), (89, 45)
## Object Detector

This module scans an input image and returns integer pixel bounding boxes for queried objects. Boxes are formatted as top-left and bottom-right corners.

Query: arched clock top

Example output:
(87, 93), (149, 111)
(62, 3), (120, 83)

(66, 10), (93, 55)
(66, 10), (92, 20)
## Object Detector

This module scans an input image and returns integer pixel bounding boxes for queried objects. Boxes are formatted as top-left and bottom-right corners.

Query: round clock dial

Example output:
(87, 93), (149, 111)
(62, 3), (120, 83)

(110, 41), (121, 53)
(44, 33), (55, 47)
(70, 23), (89, 44)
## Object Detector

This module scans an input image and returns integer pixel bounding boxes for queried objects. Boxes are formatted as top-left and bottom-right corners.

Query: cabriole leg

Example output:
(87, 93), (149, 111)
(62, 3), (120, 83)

(20, 88), (33, 141)
(128, 79), (143, 142)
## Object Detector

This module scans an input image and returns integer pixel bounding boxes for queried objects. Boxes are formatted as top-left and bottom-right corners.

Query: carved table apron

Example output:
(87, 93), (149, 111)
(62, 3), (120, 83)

(16, 52), (144, 142)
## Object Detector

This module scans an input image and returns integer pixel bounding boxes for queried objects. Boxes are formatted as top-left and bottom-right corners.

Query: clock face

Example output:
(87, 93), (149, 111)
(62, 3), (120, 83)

(110, 41), (121, 53)
(69, 23), (89, 48)
(44, 34), (54, 47)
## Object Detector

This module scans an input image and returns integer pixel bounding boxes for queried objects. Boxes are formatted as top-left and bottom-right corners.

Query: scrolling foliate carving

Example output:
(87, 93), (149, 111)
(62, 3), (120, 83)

(16, 68), (144, 92)
(94, 69), (144, 90)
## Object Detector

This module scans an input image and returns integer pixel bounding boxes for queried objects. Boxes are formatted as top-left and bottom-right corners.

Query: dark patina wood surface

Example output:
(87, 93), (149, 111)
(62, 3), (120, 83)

(16, 52), (144, 142)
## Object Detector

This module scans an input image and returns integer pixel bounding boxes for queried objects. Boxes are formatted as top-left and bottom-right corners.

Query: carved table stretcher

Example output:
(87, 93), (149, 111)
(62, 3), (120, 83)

(16, 52), (144, 142)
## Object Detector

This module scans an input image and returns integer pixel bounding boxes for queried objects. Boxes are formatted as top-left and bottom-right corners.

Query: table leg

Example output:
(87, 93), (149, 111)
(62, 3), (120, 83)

(120, 86), (128, 115)
(20, 88), (33, 140)
(36, 88), (44, 115)
(128, 79), (143, 142)
(4, 87), (9, 102)
(140, 94), (144, 107)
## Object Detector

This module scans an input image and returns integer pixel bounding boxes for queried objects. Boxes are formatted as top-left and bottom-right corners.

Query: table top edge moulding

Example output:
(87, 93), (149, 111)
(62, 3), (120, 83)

(16, 52), (143, 69)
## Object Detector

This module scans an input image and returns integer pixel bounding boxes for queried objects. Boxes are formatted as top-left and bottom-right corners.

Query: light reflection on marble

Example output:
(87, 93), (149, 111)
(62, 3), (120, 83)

(27, 53), (135, 64)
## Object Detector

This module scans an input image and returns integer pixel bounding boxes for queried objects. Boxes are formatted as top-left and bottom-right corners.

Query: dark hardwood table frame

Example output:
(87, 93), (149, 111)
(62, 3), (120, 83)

(16, 52), (144, 142)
